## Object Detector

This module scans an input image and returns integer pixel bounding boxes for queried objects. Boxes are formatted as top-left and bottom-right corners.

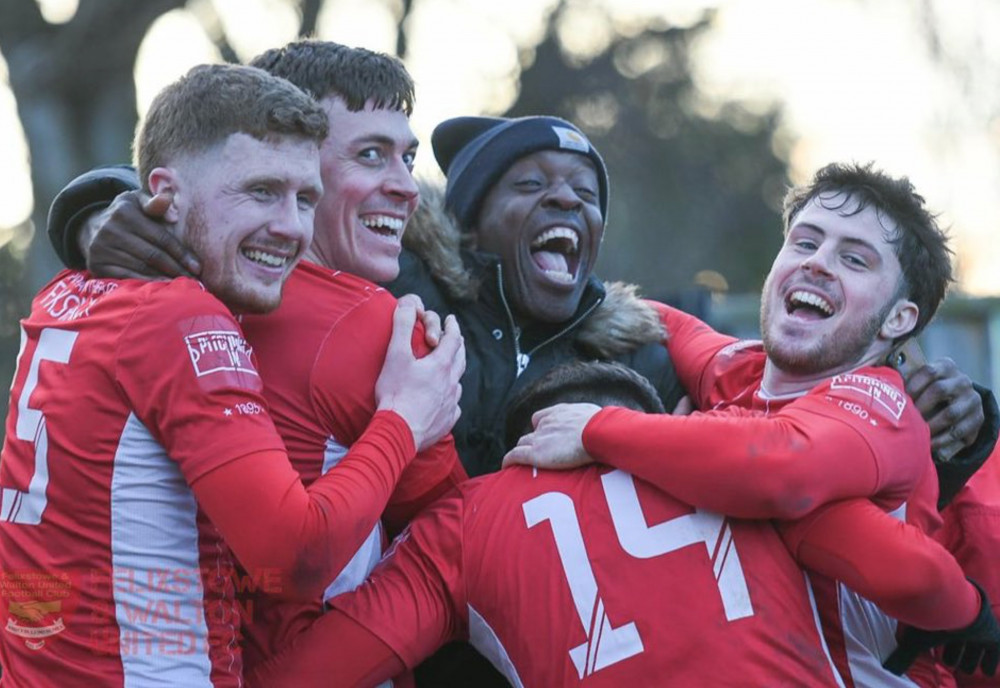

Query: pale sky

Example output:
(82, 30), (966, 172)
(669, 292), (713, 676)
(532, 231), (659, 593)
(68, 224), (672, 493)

(3, 0), (998, 294)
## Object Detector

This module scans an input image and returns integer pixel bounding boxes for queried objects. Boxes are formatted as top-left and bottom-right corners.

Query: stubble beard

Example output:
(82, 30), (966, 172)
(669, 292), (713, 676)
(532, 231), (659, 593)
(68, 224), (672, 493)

(185, 204), (277, 314)
(760, 295), (889, 377)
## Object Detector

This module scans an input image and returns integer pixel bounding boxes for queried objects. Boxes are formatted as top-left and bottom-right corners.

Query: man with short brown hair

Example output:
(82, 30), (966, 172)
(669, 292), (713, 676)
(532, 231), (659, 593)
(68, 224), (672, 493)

(0, 62), (464, 687)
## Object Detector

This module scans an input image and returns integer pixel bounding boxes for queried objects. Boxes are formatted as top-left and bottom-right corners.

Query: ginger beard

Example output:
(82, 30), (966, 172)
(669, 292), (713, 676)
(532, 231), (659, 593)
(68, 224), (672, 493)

(186, 203), (290, 314)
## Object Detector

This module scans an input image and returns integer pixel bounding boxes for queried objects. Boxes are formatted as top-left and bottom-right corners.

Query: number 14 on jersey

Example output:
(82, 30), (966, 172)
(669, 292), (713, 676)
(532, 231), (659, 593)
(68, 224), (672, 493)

(523, 469), (753, 680)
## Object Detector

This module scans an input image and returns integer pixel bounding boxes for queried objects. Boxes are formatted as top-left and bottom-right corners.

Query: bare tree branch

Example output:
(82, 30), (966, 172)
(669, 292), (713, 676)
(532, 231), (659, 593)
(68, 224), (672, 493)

(300, 0), (322, 37)
(396, 0), (413, 59)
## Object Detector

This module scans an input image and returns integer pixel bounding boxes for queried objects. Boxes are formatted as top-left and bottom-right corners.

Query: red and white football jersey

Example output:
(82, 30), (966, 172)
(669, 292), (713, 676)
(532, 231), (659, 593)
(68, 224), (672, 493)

(0, 271), (284, 687)
(330, 465), (844, 687)
(581, 303), (954, 687)
(937, 447), (1000, 688)
(235, 261), (464, 673)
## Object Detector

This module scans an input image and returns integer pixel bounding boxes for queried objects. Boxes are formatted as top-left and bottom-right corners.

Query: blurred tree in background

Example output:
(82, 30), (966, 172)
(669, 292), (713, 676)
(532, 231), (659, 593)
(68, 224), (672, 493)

(0, 0), (790, 440)
(508, 4), (789, 297)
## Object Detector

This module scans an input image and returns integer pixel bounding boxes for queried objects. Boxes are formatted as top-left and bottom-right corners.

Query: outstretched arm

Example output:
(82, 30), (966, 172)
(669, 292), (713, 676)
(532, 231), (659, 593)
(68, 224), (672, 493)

(192, 421), (414, 601)
(781, 499), (1000, 678)
(505, 382), (927, 520)
(131, 294), (463, 601)
(197, 302), (462, 598)
(654, 302), (999, 510)
(778, 499), (979, 630)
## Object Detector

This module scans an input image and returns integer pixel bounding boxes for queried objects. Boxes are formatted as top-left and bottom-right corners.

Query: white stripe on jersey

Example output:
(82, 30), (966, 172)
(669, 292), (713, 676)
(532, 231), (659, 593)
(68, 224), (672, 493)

(469, 604), (525, 688)
(110, 413), (213, 686)
(805, 572), (848, 687)
(840, 587), (916, 687)
(838, 502), (918, 687)
(321, 436), (382, 601)
(814, 503), (918, 688)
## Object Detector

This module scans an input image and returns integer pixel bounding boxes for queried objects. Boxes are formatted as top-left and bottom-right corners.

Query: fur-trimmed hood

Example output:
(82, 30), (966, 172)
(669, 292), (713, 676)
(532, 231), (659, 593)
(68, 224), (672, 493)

(405, 178), (666, 359)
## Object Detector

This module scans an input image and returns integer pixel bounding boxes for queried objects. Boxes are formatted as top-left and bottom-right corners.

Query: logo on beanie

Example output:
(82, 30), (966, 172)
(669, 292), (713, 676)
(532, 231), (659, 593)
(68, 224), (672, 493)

(552, 126), (590, 154)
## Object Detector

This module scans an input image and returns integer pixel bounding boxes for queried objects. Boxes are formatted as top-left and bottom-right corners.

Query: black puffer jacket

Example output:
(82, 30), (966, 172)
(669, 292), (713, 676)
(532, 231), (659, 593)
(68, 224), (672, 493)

(387, 181), (684, 476)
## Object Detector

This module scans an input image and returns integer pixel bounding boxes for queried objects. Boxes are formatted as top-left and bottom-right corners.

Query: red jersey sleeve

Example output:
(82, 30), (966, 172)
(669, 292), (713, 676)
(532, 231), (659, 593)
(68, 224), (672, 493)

(778, 499), (979, 630)
(308, 290), (466, 533)
(937, 450), (1000, 687)
(384, 445), (467, 535)
(651, 302), (738, 408)
(118, 280), (420, 599)
(386, 310), (467, 528)
(583, 368), (930, 519)
(329, 488), (467, 668)
(191, 410), (415, 600)
(116, 279), (285, 482)
(245, 607), (406, 688)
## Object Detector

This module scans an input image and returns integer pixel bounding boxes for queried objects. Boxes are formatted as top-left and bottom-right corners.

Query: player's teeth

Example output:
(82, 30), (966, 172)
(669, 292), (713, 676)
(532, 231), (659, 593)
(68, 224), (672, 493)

(243, 249), (286, 267)
(542, 269), (574, 283)
(361, 216), (404, 232)
(789, 290), (833, 315)
(531, 227), (579, 252)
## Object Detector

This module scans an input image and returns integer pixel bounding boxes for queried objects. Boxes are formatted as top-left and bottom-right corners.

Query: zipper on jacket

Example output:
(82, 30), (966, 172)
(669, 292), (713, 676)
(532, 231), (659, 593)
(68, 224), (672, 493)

(495, 264), (530, 376)
(494, 263), (605, 377)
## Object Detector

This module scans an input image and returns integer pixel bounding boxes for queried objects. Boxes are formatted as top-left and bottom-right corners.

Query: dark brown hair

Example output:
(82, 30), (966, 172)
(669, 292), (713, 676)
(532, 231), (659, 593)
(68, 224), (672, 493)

(504, 361), (664, 451)
(250, 39), (414, 115)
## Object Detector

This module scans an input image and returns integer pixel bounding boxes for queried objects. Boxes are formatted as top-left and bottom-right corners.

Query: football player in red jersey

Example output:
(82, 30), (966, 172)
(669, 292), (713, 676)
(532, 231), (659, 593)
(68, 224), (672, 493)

(248, 361), (997, 688)
(248, 362), (847, 687)
(40, 42), (472, 680)
(0, 64), (463, 687)
(505, 163), (1000, 685)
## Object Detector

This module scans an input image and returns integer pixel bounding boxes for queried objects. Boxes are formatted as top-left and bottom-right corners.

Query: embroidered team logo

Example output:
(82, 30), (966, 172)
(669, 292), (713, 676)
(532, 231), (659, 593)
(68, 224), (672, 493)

(552, 126), (590, 153)
(830, 373), (907, 421)
(180, 315), (261, 392)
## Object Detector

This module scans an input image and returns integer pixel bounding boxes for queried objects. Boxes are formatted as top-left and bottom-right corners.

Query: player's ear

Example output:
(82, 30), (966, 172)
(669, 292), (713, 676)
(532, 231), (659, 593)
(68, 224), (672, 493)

(880, 298), (919, 341)
(147, 167), (181, 223)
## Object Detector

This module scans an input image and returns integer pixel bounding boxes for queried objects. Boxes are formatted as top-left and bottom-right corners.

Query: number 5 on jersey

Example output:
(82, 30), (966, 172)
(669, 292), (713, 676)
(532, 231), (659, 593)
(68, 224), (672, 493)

(2, 327), (78, 525)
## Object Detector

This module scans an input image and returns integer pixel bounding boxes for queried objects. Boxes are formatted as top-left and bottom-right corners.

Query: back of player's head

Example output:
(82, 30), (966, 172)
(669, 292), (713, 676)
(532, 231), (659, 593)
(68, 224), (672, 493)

(133, 63), (328, 189)
(504, 361), (664, 451)
(781, 161), (953, 337)
(250, 39), (415, 116)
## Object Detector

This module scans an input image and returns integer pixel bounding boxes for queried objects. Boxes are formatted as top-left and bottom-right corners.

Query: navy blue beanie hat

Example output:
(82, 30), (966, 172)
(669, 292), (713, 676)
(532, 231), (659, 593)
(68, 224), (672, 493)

(432, 115), (609, 230)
